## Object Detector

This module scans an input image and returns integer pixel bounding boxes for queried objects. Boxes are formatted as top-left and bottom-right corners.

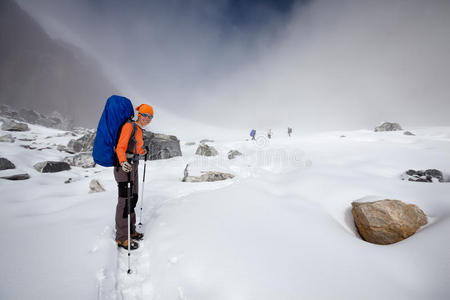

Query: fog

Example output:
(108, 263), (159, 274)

(15, 0), (450, 131)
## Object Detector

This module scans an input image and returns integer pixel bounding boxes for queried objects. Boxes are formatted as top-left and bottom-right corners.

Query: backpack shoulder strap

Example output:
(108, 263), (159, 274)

(126, 121), (137, 154)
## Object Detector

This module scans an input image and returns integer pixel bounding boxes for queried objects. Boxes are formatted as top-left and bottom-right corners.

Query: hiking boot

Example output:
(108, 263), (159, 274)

(117, 239), (139, 250)
(131, 231), (144, 241)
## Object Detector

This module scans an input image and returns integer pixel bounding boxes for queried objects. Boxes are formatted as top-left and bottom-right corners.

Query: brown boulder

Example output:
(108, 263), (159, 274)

(352, 199), (427, 245)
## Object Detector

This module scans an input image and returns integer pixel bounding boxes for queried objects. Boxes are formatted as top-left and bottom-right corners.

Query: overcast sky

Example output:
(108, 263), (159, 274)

(16, 0), (450, 131)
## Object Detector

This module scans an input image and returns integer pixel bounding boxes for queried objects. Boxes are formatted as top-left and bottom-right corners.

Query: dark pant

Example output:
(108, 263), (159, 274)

(114, 161), (139, 242)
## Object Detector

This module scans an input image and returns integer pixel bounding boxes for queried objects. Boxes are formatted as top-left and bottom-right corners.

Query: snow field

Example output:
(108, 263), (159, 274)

(0, 121), (449, 299)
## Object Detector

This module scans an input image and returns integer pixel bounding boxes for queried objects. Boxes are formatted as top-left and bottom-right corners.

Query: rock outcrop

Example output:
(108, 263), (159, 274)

(352, 199), (427, 245)
(401, 169), (444, 183)
(0, 106), (75, 131)
(374, 122), (403, 132)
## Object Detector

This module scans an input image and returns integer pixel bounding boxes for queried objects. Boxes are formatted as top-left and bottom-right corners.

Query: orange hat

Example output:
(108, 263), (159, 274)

(136, 104), (154, 117)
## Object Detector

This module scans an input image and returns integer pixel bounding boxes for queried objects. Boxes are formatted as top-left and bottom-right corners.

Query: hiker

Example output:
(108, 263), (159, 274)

(288, 127), (292, 137)
(114, 103), (153, 250)
(250, 129), (256, 140)
(267, 129), (272, 139)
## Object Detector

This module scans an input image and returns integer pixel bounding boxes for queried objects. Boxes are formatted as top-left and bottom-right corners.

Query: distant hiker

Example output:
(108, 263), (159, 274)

(114, 104), (153, 250)
(250, 129), (256, 140)
(267, 129), (272, 139)
(288, 127), (292, 137)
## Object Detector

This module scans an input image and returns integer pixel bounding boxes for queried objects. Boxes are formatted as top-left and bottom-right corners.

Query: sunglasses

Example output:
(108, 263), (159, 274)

(140, 113), (153, 119)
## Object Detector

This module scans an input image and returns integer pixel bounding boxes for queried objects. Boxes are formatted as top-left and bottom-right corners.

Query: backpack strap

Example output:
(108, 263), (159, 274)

(125, 122), (139, 162)
(114, 120), (139, 166)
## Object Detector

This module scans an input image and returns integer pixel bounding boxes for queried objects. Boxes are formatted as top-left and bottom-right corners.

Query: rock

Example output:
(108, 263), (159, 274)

(0, 134), (15, 143)
(57, 145), (69, 152)
(401, 169), (444, 183)
(37, 147), (52, 151)
(200, 139), (214, 144)
(352, 199), (427, 245)
(1, 119), (29, 131)
(195, 143), (218, 156)
(0, 173), (30, 180)
(89, 179), (106, 193)
(17, 109), (40, 123)
(182, 164), (234, 182)
(340, 135), (346, 138)
(66, 130), (96, 153)
(64, 152), (96, 168)
(20, 145), (37, 150)
(0, 157), (16, 170)
(228, 150), (242, 160)
(424, 169), (444, 181)
(404, 131), (415, 136)
(143, 131), (182, 160)
(0, 106), (74, 131)
(64, 178), (72, 184)
(374, 122), (403, 132)
(42, 111), (74, 131)
(185, 142), (196, 146)
(33, 161), (71, 173)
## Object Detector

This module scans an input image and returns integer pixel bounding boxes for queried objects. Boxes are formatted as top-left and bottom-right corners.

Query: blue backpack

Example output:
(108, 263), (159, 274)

(250, 129), (256, 137)
(93, 95), (135, 167)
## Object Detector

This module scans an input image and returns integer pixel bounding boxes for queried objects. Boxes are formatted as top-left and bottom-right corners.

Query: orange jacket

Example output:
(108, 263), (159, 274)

(115, 122), (145, 164)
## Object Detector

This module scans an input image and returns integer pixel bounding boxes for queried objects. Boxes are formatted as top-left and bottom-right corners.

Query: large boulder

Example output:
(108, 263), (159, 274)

(0, 134), (15, 143)
(66, 131), (96, 153)
(195, 143), (218, 156)
(374, 122), (403, 132)
(64, 152), (96, 168)
(352, 199), (427, 245)
(401, 169), (444, 183)
(0, 157), (15, 170)
(1, 119), (29, 131)
(33, 161), (71, 173)
(143, 131), (182, 160)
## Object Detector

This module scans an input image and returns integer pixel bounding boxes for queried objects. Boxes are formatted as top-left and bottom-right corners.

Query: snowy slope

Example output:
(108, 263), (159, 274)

(0, 119), (449, 300)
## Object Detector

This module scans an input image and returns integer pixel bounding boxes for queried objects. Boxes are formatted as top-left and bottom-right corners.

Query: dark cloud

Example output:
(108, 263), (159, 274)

(14, 0), (450, 131)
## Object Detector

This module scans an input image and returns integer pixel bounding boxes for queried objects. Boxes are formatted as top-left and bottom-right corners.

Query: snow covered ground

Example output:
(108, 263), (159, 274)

(0, 119), (449, 300)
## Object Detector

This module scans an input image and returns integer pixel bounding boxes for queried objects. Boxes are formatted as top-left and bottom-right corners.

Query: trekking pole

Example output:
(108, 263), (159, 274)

(138, 148), (148, 231)
(126, 171), (132, 275)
